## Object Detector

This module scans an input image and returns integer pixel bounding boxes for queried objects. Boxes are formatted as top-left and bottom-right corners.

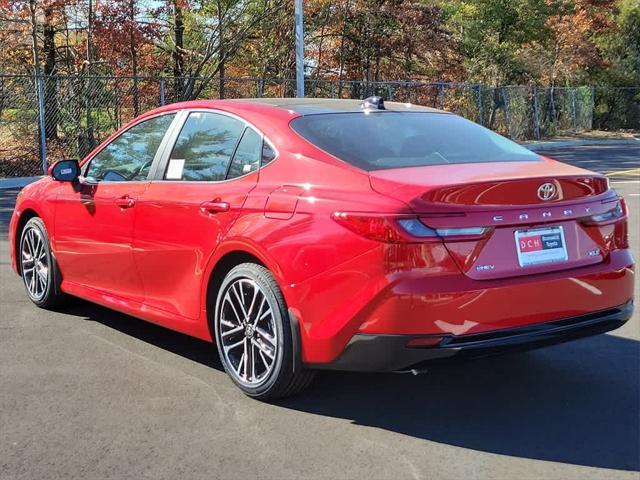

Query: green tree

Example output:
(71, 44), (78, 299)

(443, 0), (552, 85)
(596, 0), (640, 85)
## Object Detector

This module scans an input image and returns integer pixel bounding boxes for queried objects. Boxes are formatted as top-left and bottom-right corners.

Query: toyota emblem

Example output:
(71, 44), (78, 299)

(537, 182), (557, 201)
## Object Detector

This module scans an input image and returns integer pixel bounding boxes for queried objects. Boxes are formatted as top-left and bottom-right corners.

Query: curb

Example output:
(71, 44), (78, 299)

(524, 138), (639, 151)
(0, 176), (42, 190)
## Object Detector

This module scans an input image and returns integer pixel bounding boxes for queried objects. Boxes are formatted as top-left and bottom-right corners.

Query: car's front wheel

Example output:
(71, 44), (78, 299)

(19, 217), (66, 308)
(213, 263), (314, 400)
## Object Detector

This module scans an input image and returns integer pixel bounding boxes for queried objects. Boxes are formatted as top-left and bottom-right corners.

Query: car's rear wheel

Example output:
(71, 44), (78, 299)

(214, 263), (314, 400)
(19, 217), (66, 308)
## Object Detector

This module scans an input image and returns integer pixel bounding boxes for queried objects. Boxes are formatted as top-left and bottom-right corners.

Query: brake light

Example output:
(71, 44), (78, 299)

(331, 212), (412, 243)
(332, 212), (491, 243)
(580, 198), (627, 226)
(620, 197), (629, 216)
(579, 197), (629, 249)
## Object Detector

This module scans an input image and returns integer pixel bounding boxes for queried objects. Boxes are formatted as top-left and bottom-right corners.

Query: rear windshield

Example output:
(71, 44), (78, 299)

(290, 112), (540, 170)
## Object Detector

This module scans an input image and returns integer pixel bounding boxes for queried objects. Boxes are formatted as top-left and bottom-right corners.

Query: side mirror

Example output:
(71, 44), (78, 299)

(50, 159), (80, 183)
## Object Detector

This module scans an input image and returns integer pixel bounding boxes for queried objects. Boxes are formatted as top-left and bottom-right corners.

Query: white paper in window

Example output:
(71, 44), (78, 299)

(166, 159), (185, 180)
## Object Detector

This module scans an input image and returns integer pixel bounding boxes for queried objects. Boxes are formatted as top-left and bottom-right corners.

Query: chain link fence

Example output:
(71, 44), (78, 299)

(0, 75), (637, 177)
(0, 76), (41, 177)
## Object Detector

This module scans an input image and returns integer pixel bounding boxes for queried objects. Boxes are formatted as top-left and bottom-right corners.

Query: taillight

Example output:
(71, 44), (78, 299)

(580, 198), (627, 226)
(579, 197), (629, 250)
(331, 212), (410, 243)
(332, 212), (491, 243)
(620, 197), (629, 216)
(616, 198), (629, 249)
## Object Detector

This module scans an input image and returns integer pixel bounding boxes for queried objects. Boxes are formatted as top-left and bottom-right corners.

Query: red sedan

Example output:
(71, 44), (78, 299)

(9, 97), (635, 399)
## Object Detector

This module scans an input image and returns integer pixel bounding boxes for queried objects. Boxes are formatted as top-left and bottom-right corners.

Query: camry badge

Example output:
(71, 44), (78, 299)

(537, 182), (557, 201)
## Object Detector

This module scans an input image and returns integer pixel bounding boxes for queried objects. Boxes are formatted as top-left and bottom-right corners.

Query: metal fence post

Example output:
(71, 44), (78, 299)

(159, 77), (165, 106)
(549, 86), (556, 126)
(589, 86), (595, 131)
(36, 76), (47, 173)
(571, 87), (577, 131)
(438, 84), (445, 110)
(476, 85), (484, 125)
(501, 88), (513, 139)
(532, 86), (541, 140)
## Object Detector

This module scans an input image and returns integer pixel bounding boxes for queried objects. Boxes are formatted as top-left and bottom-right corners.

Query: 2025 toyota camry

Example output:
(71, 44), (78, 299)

(10, 97), (635, 399)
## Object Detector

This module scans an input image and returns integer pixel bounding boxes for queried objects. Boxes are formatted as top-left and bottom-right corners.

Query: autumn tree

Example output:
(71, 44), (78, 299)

(591, 0), (640, 128)
(94, 0), (164, 114)
(0, 0), (637, 108)
(157, 0), (286, 100)
(595, 0), (640, 85)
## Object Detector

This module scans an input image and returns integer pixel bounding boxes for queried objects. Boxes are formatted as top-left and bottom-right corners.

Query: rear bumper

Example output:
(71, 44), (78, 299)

(291, 246), (635, 364)
(314, 301), (634, 372)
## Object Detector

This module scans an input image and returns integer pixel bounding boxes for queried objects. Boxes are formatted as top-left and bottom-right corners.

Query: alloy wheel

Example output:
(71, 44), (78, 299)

(21, 226), (49, 301)
(218, 278), (278, 387)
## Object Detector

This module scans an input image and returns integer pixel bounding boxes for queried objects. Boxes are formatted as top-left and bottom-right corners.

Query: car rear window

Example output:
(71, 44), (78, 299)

(290, 112), (540, 170)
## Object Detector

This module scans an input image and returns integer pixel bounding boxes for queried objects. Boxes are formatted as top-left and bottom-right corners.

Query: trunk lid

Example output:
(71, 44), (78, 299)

(369, 158), (609, 209)
(370, 158), (619, 280)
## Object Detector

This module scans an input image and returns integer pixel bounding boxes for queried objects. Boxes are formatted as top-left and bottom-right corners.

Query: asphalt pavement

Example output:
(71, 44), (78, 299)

(0, 144), (638, 480)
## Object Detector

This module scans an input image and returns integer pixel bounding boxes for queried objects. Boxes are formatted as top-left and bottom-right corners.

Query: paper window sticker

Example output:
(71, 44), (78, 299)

(242, 164), (252, 173)
(166, 159), (185, 180)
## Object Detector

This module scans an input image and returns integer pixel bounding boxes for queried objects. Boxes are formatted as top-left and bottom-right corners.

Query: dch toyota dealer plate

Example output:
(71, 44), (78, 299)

(515, 226), (569, 267)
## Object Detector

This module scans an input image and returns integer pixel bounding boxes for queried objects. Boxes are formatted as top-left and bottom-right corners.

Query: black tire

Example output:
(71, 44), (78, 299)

(213, 263), (315, 400)
(19, 217), (67, 309)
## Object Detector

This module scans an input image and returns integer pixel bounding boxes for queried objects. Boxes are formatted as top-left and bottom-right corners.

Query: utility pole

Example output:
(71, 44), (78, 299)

(295, 0), (304, 98)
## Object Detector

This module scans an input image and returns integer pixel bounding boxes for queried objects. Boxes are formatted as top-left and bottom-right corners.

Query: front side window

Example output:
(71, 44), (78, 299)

(165, 112), (244, 181)
(85, 114), (175, 181)
(290, 112), (541, 171)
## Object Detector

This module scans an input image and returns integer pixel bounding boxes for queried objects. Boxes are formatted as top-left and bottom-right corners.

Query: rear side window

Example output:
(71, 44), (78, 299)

(290, 112), (540, 171)
(166, 112), (244, 181)
(86, 113), (175, 182)
(261, 141), (276, 166)
(227, 128), (262, 179)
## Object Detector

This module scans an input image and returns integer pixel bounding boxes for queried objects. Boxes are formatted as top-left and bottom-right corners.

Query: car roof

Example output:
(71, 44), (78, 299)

(231, 98), (445, 115)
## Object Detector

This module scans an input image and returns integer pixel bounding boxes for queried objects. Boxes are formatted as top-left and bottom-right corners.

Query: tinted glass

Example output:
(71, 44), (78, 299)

(227, 128), (261, 179)
(167, 112), (244, 181)
(86, 114), (175, 181)
(261, 141), (276, 166)
(291, 112), (540, 170)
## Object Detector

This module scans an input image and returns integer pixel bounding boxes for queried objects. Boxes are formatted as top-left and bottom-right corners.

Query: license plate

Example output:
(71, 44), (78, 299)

(515, 226), (568, 267)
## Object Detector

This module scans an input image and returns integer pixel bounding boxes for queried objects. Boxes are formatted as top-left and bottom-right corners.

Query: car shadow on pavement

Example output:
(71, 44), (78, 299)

(65, 300), (224, 371)
(66, 300), (638, 472)
(284, 334), (640, 472)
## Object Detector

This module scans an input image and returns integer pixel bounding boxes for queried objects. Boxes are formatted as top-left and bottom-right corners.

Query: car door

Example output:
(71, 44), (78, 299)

(133, 110), (270, 320)
(53, 113), (177, 302)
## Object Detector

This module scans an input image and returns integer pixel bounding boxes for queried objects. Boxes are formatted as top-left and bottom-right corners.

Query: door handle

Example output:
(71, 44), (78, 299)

(115, 195), (136, 209)
(200, 200), (230, 214)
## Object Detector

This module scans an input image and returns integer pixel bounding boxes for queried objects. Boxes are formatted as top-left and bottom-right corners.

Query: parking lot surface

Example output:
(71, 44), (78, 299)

(1, 144), (638, 480)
